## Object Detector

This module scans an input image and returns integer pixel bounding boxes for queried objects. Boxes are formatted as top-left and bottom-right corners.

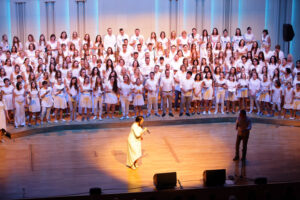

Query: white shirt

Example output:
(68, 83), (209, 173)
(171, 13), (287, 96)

(104, 34), (117, 50)
(145, 78), (158, 95)
(160, 76), (174, 92)
(180, 77), (194, 96)
(249, 78), (261, 92)
(117, 33), (129, 49)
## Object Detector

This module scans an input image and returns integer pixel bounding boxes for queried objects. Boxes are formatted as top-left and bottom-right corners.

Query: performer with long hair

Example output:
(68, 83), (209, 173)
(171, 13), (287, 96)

(126, 116), (149, 169)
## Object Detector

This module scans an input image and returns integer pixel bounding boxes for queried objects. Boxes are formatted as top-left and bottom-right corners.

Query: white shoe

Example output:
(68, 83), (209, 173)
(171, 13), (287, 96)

(281, 116), (284, 119)
(208, 111), (211, 115)
(221, 111), (225, 115)
(98, 117), (102, 121)
(120, 116), (125, 120)
(61, 119), (66, 122)
(203, 111), (206, 115)
(214, 111), (218, 114)
(126, 116), (130, 119)
(41, 121), (44, 125)
(290, 117), (295, 120)
(54, 120), (58, 123)
(111, 116), (115, 119)
(106, 116), (110, 119)
(248, 110), (252, 114)
(93, 116), (97, 120)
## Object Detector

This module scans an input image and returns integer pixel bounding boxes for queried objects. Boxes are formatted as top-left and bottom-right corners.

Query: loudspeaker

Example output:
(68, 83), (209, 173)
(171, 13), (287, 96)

(203, 169), (226, 186)
(283, 24), (295, 42)
(153, 172), (177, 189)
(254, 177), (268, 185)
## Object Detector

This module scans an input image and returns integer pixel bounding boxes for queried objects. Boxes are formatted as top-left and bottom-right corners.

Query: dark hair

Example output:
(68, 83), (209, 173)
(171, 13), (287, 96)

(16, 82), (22, 90)
(187, 71), (192, 76)
(240, 109), (246, 116)
(70, 77), (78, 90)
(135, 116), (144, 123)
(42, 81), (48, 86)
(263, 29), (269, 35)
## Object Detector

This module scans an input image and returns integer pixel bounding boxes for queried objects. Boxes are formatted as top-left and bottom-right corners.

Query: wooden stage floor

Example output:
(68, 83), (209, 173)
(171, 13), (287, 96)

(0, 123), (300, 199)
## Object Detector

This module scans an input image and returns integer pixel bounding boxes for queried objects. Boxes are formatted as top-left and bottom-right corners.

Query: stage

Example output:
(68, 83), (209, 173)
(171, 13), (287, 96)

(1, 120), (300, 199)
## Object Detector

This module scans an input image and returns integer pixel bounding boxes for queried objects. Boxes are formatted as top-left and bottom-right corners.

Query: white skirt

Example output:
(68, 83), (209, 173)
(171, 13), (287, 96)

(29, 97), (41, 112)
(3, 94), (13, 110)
(80, 94), (92, 108)
(133, 94), (144, 106)
(203, 88), (213, 100)
(104, 93), (118, 104)
(293, 100), (300, 110)
(53, 95), (67, 109)
(258, 92), (270, 102)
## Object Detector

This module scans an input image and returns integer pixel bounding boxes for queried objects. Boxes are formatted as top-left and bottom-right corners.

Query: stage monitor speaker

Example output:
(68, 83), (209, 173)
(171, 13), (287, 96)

(153, 172), (177, 190)
(283, 24), (295, 42)
(254, 177), (268, 185)
(203, 169), (226, 186)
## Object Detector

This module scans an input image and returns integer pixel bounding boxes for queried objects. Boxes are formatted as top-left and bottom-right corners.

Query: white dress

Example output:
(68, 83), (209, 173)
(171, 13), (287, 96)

(283, 88), (293, 109)
(258, 81), (271, 102)
(293, 89), (300, 110)
(133, 84), (144, 106)
(202, 79), (213, 100)
(226, 80), (237, 101)
(1, 85), (14, 110)
(104, 83), (118, 104)
(53, 84), (67, 109)
(0, 101), (6, 130)
(127, 122), (143, 167)
(80, 84), (92, 108)
(29, 89), (41, 112)
(14, 89), (26, 127)
(192, 81), (202, 101)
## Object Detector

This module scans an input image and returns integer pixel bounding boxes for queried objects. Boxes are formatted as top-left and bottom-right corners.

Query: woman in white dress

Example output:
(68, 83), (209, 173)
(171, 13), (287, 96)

(28, 81), (41, 126)
(210, 28), (220, 49)
(93, 76), (104, 121)
(261, 29), (271, 50)
(13, 82), (26, 128)
(237, 72), (249, 110)
(226, 75), (238, 114)
(127, 116), (148, 169)
(0, 93), (7, 143)
(40, 81), (53, 124)
(215, 72), (227, 114)
(192, 73), (203, 114)
(244, 27), (255, 51)
(248, 72), (261, 114)
(80, 76), (93, 121)
(53, 77), (67, 122)
(202, 72), (214, 114)
(104, 75), (118, 119)
(119, 74), (133, 120)
(1, 78), (14, 123)
(282, 82), (294, 119)
(232, 28), (243, 51)
(67, 77), (79, 122)
(133, 78), (144, 117)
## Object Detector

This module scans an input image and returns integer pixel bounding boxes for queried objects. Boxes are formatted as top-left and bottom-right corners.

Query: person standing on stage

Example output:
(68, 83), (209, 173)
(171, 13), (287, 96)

(127, 116), (148, 169)
(233, 110), (252, 161)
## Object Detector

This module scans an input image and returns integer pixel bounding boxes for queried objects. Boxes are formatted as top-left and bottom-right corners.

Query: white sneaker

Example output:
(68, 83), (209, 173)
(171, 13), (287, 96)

(54, 120), (58, 123)
(208, 111), (211, 115)
(61, 119), (66, 122)
(41, 121), (44, 125)
(214, 111), (218, 114)
(120, 116), (125, 120)
(290, 117), (295, 120)
(126, 116), (130, 119)
(98, 117), (102, 121)
(221, 111), (225, 115)
(93, 116), (97, 120)
(248, 110), (252, 114)
(203, 111), (206, 115)
(111, 116), (115, 119)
